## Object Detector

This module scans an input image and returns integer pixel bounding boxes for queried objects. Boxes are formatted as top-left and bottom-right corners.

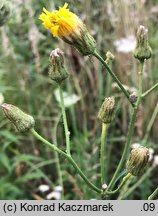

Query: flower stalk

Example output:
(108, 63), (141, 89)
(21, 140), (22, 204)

(104, 173), (132, 196)
(148, 187), (158, 200)
(52, 112), (64, 199)
(107, 60), (144, 191)
(100, 123), (107, 185)
(142, 82), (158, 98)
(30, 129), (101, 194)
(119, 167), (154, 200)
(143, 102), (158, 145)
(2, 0), (156, 199)
(58, 84), (71, 156)
(98, 97), (115, 186)
(93, 51), (133, 106)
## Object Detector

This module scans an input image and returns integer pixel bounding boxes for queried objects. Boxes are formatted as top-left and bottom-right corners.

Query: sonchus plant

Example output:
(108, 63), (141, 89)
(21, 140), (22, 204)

(2, 2), (158, 200)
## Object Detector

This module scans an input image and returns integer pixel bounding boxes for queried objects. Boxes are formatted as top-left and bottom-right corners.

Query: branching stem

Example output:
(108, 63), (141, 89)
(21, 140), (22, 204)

(106, 60), (144, 191)
(105, 173), (132, 196)
(142, 82), (158, 98)
(93, 51), (134, 106)
(31, 129), (101, 194)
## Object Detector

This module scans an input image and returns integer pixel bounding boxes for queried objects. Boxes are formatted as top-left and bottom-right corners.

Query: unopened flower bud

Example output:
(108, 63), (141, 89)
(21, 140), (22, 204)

(126, 146), (149, 176)
(130, 91), (138, 103)
(134, 25), (152, 61)
(105, 51), (115, 64)
(0, 0), (11, 26)
(98, 97), (115, 123)
(102, 184), (107, 190)
(1, 103), (35, 132)
(49, 48), (69, 84)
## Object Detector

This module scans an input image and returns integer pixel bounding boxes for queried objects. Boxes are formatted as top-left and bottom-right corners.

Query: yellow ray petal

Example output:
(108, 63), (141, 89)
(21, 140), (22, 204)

(51, 25), (59, 37)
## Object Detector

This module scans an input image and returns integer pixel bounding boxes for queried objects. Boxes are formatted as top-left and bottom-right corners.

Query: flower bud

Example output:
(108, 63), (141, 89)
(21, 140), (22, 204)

(0, 0), (11, 26)
(102, 183), (107, 190)
(1, 103), (35, 132)
(134, 25), (152, 61)
(105, 51), (115, 64)
(130, 91), (138, 103)
(98, 97), (115, 123)
(126, 146), (149, 176)
(49, 48), (69, 84)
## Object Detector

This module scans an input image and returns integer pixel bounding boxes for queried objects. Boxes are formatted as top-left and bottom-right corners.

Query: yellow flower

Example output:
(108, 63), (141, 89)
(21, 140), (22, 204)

(39, 3), (82, 38)
(39, 3), (96, 56)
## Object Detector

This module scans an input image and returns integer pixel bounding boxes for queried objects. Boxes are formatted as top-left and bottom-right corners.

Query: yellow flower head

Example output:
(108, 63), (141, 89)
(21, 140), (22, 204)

(39, 3), (82, 38)
(39, 3), (96, 56)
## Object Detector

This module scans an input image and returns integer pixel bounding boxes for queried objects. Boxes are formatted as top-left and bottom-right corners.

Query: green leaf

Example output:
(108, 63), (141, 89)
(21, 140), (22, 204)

(16, 172), (44, 183)
(0, 130), (19, 143)
(0, 153), (12, 173)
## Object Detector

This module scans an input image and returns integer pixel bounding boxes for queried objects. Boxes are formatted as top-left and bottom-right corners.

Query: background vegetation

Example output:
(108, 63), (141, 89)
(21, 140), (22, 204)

(0, 0), (157, 199)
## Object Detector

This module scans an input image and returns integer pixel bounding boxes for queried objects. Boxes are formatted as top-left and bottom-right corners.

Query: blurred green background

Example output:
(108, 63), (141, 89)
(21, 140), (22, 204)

(0, 0), (157, 199)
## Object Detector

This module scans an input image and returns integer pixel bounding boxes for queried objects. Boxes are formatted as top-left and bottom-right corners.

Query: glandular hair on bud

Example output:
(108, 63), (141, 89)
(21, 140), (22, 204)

(49, 48), (69, 84)
(134, 25), (152, 61)
(98, 97), (115, 123)
(126, 146), (149, 176)
(0, 0), (11, 26)
(1, 103), (35, 132)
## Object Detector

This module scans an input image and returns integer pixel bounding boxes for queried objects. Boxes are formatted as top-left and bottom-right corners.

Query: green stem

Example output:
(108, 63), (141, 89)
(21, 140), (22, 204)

(105, 173), (132, 196)
(142, 82), (158, 98)
(119, 167), (154, 200)
(107, 61), (144, 191)
(31, 129), (101, 194)
(58, 84), (71, 156)
(52, 112), (64, 198)
(55, 153), (64, 198)
(100, 123), (107, 185)
(148, 187), (158, 200)
(143, 102), (158, 145)
(93, 51), (133, 106)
